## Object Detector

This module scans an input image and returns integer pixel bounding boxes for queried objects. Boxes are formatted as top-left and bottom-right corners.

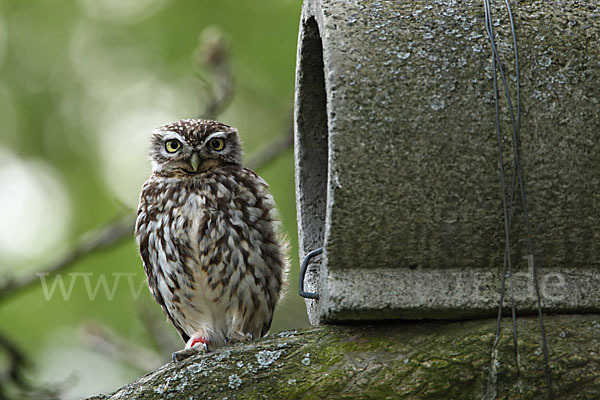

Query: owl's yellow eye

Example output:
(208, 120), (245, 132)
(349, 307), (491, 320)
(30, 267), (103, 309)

(165, 139), (182, 153)
(209, 138), (225, 151)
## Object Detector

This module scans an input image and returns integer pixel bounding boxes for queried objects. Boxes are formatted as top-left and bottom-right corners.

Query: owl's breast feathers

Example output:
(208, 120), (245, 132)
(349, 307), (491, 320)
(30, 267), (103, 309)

(135, 166), (288, 343)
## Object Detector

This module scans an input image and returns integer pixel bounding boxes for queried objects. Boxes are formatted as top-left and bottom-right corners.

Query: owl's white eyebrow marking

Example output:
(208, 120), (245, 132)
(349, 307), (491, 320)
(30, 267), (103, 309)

(204, 131), (227, 143)
(160, 131), (186, 141)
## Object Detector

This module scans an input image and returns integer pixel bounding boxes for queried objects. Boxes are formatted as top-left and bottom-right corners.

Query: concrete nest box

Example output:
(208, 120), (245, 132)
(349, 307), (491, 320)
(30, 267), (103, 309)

(294, 0), (600, 325)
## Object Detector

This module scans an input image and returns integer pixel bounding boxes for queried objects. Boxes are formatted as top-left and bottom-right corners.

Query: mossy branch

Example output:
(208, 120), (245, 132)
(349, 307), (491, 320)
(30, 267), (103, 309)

(87, 315), (600, 400)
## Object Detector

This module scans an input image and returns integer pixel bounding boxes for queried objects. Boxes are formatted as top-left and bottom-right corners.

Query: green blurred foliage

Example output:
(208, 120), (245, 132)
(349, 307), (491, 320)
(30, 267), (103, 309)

(0, 0), (306, 398)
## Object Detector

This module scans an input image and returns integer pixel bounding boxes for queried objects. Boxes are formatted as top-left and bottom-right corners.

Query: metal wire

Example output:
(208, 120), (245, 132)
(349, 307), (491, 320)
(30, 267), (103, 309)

(484, 0), (521, 377)
(483, 1), (553, 398)
(299, 247), (323, 299)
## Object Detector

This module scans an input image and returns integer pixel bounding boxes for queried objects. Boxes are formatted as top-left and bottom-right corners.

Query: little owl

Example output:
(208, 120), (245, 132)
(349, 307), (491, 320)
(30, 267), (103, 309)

(135, 119), (288, 361)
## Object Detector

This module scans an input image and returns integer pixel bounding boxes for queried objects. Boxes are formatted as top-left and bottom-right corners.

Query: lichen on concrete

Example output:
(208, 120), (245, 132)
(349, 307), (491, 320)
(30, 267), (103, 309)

(295, 0), (600, 323)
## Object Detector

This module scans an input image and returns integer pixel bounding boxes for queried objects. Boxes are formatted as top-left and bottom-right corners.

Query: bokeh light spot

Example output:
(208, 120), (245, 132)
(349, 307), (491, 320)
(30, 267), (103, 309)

(77, 0), (168, 23)
(0, 150), (71, 265)
(96, 80), (196, 207)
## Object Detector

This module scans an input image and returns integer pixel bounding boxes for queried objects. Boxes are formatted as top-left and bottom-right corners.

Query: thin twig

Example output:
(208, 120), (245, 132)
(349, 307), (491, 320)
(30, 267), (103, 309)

(0, 213), (135, 302)
(246, 125), (294, 171)
(0, 329), (29, 391)
(196, 26), (235, 119)
(81, 322), (163, 372)
(0, 330), (62, 400)
(137, 303), (181, 359)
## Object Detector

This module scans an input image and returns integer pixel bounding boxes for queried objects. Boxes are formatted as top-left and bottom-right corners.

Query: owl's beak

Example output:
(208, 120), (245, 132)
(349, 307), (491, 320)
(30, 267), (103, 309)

(189, 153), (200, 172)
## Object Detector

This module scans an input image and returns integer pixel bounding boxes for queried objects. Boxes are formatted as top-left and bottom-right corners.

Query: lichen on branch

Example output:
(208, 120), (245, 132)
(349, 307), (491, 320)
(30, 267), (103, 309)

(86, 315), (600, 400)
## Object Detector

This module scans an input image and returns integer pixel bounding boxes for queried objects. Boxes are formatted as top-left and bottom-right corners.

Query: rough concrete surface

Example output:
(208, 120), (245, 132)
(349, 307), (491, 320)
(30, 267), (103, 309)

(294, 0), (600, 323)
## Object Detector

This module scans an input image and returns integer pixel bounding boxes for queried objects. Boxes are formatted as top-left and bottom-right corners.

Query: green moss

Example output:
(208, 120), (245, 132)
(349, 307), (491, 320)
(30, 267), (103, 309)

(87, 315), (600, 400)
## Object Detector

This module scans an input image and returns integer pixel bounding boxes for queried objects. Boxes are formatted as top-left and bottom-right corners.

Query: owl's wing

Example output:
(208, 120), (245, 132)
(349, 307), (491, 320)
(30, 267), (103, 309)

(135, 182), (191, 344)
(241, 168), (289, 337)
(137, 235), (191, 344)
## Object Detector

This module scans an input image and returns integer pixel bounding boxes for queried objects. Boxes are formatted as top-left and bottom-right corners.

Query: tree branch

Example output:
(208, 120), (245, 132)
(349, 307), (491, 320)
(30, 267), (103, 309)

(246, 124), (294, 171)
(0, 214), (134, 302)
(86, 315), (600, 400)
(81, 322), (164, 372)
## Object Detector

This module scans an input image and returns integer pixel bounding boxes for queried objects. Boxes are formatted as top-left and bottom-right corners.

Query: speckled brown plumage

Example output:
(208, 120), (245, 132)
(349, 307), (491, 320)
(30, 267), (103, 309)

(135, 119), (288, 355)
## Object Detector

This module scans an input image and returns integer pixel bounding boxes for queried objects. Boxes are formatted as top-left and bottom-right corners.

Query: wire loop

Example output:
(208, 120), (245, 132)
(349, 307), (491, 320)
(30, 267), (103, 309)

(298, 248), (323, 299)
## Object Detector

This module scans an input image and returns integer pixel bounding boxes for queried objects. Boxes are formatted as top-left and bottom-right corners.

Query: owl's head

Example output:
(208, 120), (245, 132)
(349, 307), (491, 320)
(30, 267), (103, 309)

(149, 119), (243, 174)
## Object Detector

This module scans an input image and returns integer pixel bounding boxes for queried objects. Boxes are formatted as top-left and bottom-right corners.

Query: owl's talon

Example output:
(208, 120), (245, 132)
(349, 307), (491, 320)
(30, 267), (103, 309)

(172, 347), (200, 362)
(172, 341), (209, 362)
(227, 331), (253, 344)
